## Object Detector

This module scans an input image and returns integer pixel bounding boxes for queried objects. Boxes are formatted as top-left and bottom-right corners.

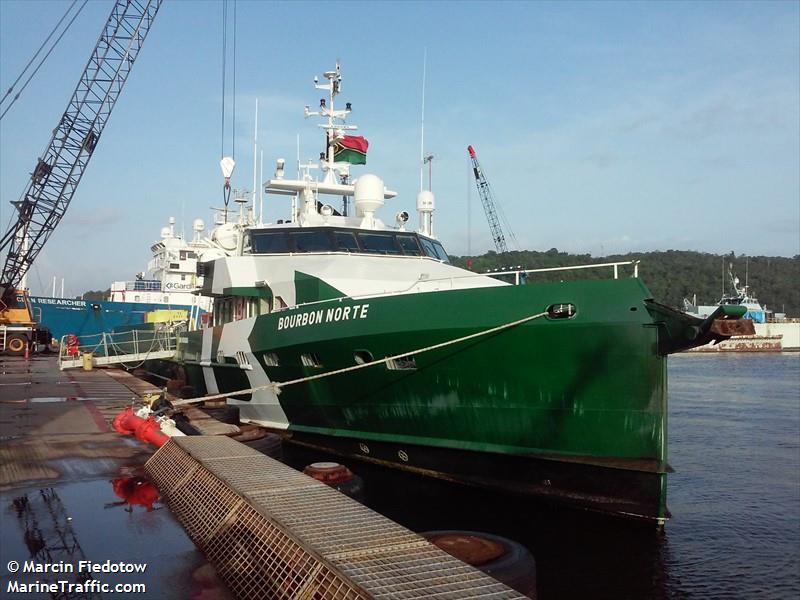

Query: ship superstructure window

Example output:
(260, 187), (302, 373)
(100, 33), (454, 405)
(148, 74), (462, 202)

(253, 231), (290, 253)
(334, 231), (359, 252)
(248, 228), (450, 263)
(359, 233), (401, 255)
(293, 230), (332, 252)
(420, 238), (450, 262)
(397, 234), (423, 256)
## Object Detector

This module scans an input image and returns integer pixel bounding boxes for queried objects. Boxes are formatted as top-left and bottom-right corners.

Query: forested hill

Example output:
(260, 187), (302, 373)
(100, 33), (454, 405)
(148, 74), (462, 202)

(449, 250), (800, 316)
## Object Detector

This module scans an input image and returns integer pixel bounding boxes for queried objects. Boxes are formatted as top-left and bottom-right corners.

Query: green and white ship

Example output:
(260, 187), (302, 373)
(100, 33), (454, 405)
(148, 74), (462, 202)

(175, 63), (750, 525)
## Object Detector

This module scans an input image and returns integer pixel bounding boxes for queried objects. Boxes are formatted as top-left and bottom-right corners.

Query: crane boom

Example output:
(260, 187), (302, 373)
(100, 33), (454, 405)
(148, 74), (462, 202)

(0, 0), (162, 302)
(468, 145), (509, 254)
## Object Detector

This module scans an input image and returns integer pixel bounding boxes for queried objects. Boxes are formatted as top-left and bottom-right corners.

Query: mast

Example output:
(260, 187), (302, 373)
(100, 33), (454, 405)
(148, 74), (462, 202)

(420, 48), (427, 192)
(252, 98), (258, 220)
(259, 149), (264, 225)
(304, 61), (356, 185)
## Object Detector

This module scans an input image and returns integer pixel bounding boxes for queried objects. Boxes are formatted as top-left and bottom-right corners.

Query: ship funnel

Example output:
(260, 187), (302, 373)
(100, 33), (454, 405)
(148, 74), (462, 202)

(417, 190), (435, 237)
(354, 174), (385, 229)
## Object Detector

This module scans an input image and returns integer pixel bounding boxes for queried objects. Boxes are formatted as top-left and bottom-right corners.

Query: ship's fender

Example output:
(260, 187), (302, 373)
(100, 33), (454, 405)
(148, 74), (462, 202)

(421, 530), (537, 598)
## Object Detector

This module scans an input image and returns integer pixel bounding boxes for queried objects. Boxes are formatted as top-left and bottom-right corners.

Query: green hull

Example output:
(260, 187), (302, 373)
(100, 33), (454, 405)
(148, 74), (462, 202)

(181, 277), (679, 521)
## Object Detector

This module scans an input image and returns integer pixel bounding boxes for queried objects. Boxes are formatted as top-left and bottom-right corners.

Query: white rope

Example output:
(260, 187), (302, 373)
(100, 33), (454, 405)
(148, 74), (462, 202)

(171, 310), (548, 407)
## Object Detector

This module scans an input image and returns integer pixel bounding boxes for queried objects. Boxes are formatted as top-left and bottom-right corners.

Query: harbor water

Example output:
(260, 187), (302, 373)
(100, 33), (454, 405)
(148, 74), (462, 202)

(286, 352), (800, 599)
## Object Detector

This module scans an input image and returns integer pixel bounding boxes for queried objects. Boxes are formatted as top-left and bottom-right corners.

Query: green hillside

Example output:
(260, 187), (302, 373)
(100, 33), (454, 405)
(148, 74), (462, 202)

(450, 250), (800, 316)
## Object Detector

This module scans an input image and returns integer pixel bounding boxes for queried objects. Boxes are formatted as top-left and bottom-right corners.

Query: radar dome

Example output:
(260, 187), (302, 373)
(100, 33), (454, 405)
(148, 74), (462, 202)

(354, 174), (385, 216)
(211, 223), (239, 251)
(416, 190), (435, 212)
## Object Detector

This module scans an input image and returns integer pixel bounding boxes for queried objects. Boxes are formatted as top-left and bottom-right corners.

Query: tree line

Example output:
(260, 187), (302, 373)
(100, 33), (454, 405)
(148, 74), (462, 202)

(450, 250), (800, 316)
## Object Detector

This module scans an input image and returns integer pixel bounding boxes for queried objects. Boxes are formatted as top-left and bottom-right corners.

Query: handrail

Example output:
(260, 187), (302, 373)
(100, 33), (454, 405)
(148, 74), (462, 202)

(57, 327), (179, 369)
(484, 260), (641, 283)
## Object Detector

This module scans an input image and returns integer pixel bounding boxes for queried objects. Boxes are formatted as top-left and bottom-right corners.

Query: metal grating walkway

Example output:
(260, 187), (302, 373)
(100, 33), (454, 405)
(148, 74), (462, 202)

(145, 436), (526, 599)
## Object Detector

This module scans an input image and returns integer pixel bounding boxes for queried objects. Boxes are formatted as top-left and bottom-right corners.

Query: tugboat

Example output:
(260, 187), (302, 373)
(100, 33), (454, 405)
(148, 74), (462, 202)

(175, 62), (752, 524)
(684, 264), (799, 351)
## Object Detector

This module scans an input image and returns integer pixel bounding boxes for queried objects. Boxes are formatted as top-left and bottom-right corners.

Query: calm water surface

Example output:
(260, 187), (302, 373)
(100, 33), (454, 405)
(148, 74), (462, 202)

(289, 352), (800, 599)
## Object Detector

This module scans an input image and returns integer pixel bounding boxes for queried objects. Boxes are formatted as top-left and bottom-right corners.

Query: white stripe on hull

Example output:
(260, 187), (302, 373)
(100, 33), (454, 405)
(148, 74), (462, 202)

(216, 317), (289, 430)
(200, 328), (219, 394)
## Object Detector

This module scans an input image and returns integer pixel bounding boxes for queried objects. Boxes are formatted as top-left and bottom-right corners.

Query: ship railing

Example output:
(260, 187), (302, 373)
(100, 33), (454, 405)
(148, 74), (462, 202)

(413, 259), (640, 289)
(113, 280), (162, 292)
(57, 328), (179, 370)
(486, 260), (640, 285)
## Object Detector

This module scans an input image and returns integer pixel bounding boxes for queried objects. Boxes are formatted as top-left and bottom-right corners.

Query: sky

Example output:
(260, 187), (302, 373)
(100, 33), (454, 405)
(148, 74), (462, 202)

(1, 0), (798, 297)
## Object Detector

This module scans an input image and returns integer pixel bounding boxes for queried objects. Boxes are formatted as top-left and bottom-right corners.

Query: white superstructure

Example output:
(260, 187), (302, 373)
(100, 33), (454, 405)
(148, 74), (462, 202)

(109, 217), (222, 310)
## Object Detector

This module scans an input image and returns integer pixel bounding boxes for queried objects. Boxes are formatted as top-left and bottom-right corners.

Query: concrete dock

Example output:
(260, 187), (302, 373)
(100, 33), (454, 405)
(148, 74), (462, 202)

(0, 355), (230, 598)
(1, 355), (530, 599)
(1, 355), (156, 490)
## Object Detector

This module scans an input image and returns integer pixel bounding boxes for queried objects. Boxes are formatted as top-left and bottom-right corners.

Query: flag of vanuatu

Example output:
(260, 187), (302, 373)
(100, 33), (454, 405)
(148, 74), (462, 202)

(333, 135), (369, 165)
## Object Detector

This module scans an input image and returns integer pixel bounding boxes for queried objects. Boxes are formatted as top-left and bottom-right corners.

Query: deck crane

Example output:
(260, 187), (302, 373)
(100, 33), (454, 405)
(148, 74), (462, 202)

(467, 144), (515, 255)
(0, 0), (162, 354)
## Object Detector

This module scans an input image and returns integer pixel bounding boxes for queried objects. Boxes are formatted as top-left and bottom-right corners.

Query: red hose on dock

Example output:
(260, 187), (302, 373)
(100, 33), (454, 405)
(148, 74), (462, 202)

(112, 407), (169, 447)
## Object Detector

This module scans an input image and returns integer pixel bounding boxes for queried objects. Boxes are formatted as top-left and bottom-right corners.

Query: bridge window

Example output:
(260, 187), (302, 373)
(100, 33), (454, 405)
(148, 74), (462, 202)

(334, 231), (359, 252)
(397, 234), (422, 256)
(419, 238), (438, 259)
(252, 231), (290, 253)
(292, 230), (332, 252)
(359, 232), (401, 255)
(248, 227), (449, 262)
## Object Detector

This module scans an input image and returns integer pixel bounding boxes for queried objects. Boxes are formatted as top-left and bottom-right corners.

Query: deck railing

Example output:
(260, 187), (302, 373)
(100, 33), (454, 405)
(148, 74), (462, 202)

(58, 328), (178, 369)
(485, 260), (641, 285)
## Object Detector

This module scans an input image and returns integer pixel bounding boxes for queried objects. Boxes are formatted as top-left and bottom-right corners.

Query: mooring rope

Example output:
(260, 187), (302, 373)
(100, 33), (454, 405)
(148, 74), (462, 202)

(170, 310), (549, 406)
